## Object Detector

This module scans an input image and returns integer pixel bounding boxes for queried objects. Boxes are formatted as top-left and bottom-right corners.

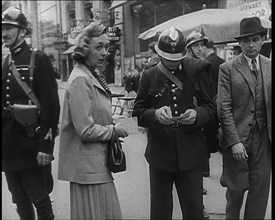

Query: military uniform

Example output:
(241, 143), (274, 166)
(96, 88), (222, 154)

(2, 40), (60, 219)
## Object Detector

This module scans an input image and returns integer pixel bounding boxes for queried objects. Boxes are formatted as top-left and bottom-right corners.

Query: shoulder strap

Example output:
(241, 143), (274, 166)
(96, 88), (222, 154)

(10, 61), (41, 109)
(29, 48), (37, 83)
(157, 62), (183, 90)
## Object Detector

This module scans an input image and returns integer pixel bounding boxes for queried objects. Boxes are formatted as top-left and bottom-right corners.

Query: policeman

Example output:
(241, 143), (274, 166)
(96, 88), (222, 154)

(2, 7), (60, 220)
(132, 26), (215, 219)
(185, 31), (208, 59)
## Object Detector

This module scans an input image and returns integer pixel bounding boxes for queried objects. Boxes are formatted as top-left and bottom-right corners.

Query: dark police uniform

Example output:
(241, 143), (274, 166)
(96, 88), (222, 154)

(2, 40), (60, 218)
(132, 57), (215, 218)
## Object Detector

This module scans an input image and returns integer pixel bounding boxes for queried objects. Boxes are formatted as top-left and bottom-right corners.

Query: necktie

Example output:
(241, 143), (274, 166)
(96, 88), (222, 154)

(251, 59), (258, 79)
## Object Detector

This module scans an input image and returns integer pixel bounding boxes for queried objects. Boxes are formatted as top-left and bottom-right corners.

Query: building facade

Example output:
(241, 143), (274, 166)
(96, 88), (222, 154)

(2, 0), (271, 83)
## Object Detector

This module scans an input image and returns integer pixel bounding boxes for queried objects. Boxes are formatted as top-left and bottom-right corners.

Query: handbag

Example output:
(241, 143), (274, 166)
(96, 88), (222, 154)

(11, 104), (39, 137)
(108, 127), (126, 173)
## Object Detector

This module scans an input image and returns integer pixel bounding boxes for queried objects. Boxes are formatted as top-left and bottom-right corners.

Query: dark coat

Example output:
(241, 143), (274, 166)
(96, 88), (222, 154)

(204, 52), (225, 153)
(2, 41), (60, 171)
(132, 57), (215, 171)
(205, 52), (225, 94)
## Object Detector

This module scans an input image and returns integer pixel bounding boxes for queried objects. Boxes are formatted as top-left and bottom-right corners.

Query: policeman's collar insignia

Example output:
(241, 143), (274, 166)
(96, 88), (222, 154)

(169, 26), (178, 41)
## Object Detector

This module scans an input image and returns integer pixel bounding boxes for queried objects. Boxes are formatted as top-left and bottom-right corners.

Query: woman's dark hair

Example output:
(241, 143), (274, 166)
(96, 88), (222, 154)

(72, 22), (107, 64)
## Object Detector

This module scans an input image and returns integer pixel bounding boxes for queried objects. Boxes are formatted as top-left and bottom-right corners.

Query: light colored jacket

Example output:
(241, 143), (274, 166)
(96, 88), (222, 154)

(217, 53), (271, 148)
(58, 63), (114, 184)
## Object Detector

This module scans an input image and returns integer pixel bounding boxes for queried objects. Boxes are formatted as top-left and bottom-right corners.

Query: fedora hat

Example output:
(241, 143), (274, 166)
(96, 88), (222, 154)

(235, 17), (267, 40)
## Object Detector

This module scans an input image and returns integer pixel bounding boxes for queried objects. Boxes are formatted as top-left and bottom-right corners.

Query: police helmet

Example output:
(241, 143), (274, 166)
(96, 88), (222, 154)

(186, 31), (208, 48)
(154, 26), (186, 61)
(2, 7), (31, 35)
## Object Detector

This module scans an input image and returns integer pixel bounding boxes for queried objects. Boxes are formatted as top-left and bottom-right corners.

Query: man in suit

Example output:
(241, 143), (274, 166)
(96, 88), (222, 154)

(2, 7), (60, 219)
(133, 26), (215, 219)
(217, 17), (271, 219)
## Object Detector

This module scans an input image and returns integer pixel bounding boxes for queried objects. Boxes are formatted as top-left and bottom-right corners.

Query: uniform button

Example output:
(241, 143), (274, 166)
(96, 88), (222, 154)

(171, 89), (175, 93)
(173, 96), (177, 100)
(171, 71), (175, 74)
(172, 84), (176, 87)
(6, 101), (10, 105)
(175, 111), (178, 115)
(8, 73), (11, 76)
(22, 77), (25, 80)
(6, 94), (10, 98)
(6, 86), (10, 90)
(174, 104), (177, 108)
(6, 79), (10, 83)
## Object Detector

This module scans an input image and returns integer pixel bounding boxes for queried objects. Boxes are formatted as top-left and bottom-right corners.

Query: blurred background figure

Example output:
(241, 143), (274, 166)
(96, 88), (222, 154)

(49, 54), (61, 79)
(147, 41), (160, 67)
(202, 39), (225, 183)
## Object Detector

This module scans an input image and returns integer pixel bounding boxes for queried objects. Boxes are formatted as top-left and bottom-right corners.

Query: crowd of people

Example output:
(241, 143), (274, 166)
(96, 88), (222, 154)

(2, 6), (271, 220)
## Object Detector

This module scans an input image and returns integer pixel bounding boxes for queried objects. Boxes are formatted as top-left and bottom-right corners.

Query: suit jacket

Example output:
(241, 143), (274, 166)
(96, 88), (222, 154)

(217, 53), (272, 149)
(132, 57), (215, 171)
(58, 63), (114, 184)
(2, 41), (60, 171)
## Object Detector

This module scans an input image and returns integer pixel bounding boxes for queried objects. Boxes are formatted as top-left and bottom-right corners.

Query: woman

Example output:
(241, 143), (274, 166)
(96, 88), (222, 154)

(58, 22), (128, 219)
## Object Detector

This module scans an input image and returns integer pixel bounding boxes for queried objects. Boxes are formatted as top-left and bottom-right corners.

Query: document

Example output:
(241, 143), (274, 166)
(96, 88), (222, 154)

(113, 116), (139, 134)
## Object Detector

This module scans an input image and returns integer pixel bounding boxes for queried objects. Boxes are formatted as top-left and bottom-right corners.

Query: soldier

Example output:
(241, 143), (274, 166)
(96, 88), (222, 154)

(2, 7), (60, 220)
(185, 31), (208, 60)
(132, 26), (215, 219)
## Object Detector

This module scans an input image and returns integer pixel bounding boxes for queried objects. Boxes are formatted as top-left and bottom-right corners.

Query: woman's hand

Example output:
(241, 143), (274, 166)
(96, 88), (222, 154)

(114, 123), (128, 138)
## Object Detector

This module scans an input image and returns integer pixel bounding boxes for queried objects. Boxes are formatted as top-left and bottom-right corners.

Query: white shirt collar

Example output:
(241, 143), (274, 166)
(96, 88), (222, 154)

(243, 54), (260, 70)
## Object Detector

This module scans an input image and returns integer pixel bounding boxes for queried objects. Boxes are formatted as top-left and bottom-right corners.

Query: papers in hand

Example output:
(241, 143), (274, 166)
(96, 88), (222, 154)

(113, 116), (139, 134)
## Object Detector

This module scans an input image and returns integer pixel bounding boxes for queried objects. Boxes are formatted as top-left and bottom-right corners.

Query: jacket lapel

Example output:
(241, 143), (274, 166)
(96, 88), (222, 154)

(234, 54), (255, 98)
(77, 64), (110, 97)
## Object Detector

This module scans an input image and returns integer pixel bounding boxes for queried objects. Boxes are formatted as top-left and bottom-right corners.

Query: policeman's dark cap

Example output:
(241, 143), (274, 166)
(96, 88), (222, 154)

(234, 17), (267, 40)
(2, 7), (31, 35)
(155, 26), (186, 61)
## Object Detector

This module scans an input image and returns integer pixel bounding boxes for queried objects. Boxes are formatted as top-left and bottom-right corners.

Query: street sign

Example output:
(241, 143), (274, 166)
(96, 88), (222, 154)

(107, 26), (121, 41)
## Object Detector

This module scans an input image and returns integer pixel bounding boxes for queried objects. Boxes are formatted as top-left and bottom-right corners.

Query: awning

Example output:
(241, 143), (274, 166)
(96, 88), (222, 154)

(109, 0), (128, 10)
(63, 45), (76, 54)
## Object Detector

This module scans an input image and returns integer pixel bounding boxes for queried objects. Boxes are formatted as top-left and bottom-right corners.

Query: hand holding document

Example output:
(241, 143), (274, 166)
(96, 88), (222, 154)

(113, 116), (139, 134)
